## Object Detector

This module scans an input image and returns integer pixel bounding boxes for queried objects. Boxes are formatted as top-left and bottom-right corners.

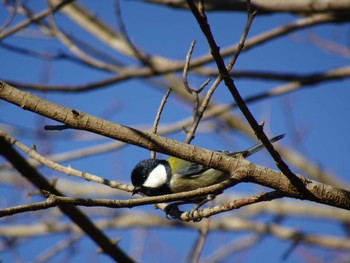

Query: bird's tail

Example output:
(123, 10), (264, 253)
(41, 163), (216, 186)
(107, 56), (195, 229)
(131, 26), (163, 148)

(241, 134), (285, 157)
(223, 134), (285, 158)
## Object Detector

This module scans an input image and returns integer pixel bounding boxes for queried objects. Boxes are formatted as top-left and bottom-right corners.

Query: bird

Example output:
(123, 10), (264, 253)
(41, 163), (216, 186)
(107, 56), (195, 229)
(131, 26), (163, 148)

(131, 134), (285, 197)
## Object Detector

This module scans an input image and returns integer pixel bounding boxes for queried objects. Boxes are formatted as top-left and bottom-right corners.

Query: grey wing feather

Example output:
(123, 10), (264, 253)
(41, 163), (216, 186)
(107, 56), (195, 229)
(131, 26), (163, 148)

(175, 161), (211, 178)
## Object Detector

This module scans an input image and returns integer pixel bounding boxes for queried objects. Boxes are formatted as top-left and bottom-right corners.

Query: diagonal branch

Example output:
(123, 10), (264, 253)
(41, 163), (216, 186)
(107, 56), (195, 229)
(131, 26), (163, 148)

(0, 0), (76, 40)
(3, 13), (346, 92)
(0, 128), (131, 192)
(185, 0), (310, 198)
(0, 133), (134, 262)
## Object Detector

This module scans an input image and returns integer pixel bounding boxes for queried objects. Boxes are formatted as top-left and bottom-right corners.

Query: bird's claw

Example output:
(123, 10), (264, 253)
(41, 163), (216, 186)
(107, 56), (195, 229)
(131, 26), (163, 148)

(187, 194), (215, 222)
(164, 194), (216, 222)
(164, 203), (183, 220)
(187, 208), (202, 222)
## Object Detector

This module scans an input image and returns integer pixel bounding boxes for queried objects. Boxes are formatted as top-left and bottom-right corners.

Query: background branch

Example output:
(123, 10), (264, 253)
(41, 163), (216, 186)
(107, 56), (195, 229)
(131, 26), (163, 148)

(0, 133), (134, 263)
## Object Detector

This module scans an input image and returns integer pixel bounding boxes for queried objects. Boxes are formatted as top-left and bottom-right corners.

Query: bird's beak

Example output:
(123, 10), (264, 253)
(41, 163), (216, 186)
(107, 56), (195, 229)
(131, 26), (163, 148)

(132, 186), (140, 195)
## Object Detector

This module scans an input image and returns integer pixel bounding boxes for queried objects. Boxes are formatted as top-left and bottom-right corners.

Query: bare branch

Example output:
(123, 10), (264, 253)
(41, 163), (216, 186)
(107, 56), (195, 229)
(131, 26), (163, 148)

(113, 0), (151, 64)
(182, 40), (214, 143)
(183, 40), (197, 94)
(1, 81), (349, 211)
(0, 0), (76, 40)
(0, 129), (130, 191)
(157, 190), (285, 221)
(205, 235), (262, 263)
(2, 213), (350, 251)
(185, 0), (309, 199)
(0, 131), (134, 262)
(3, 13), (346, 92)
(188, 219), (210, 263)
(145, 0), (350, 15)
(184, 0), (255, 144)
(151, 88), (172, 159)
(0, 2), (17, 33)
(32, 234), (83, 263)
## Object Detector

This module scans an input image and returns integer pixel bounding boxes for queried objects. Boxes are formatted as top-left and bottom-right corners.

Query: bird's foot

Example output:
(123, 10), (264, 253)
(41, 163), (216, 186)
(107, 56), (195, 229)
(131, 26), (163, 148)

(187, 194), (216, 222)
(164, 202), (184, 220)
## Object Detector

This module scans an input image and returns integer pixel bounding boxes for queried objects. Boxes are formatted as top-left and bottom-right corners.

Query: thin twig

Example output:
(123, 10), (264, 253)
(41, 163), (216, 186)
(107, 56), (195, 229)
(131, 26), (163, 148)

(0, 129), (132, 192)
(155, 190), (285, 222)
(0, 199), (57, 218)
(0, 2), (17, 33)
(0, 189), (283, 222)
(12, 1), (121, 73)
(0, 0), (76, 40)
(205, 235), (261, 263)
(183, 40), (207, 121)
(189, 219), (210, 263)
(184, 0), (255, 144)
(151, 88), (172, 158)
(184, 77), (216, 144)
(182, 32), (217, 144)
(113, 0), (150, 65)
(183, 40), (197, 94)
(42, 16), (121, 72)
(226, 4), (257, 72)
(32, 233), (83, 263)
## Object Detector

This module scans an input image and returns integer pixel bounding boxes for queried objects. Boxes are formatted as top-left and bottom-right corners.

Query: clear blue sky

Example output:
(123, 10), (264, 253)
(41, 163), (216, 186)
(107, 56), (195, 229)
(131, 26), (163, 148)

(1, 1), (349, 262)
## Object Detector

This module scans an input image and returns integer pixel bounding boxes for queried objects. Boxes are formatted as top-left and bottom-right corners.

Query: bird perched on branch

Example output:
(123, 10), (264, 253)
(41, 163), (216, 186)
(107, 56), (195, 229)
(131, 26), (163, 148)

(131, 134), (285, 197)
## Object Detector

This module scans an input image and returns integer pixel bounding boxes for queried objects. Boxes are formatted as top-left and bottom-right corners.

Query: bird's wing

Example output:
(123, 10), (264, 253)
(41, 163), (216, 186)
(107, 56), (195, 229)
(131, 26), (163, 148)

(167, 157), (210, 178)
(167, 134), (285, 178)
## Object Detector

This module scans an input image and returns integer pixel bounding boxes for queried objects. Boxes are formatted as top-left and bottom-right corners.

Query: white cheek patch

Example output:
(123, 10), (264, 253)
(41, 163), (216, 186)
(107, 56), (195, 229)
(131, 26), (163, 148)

(143, 164), (168, 188)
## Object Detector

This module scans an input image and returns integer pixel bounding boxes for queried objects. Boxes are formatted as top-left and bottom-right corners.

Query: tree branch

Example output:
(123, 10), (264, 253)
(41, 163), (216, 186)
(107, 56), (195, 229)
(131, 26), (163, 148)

(185, 0), (312, 200)
(1, 81), (349, 211)
(3, 13), (347, 92)
(0, 0), (76, 40)
(2, 213), (350, 251)
(145, 0), (350, 15)
(0, 131), (134, 263)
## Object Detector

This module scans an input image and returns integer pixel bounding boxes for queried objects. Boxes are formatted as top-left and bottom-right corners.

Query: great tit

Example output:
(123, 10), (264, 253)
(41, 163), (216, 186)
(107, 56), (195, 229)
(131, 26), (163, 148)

(131, 134), (284, 197)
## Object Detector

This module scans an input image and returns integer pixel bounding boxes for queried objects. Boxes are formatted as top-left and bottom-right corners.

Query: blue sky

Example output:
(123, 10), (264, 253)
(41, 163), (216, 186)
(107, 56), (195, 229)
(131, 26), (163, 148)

(1, 1), (350, 262)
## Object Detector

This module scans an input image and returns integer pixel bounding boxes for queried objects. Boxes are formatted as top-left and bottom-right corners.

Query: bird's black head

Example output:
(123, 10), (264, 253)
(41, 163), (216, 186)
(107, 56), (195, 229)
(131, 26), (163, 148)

(131, 159), (171, 196)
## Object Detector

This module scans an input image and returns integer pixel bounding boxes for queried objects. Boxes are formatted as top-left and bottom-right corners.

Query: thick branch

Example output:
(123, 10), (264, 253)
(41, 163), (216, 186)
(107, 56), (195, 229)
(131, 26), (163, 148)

(0, 81), (349, 210)
(146, 0), (350, 15)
